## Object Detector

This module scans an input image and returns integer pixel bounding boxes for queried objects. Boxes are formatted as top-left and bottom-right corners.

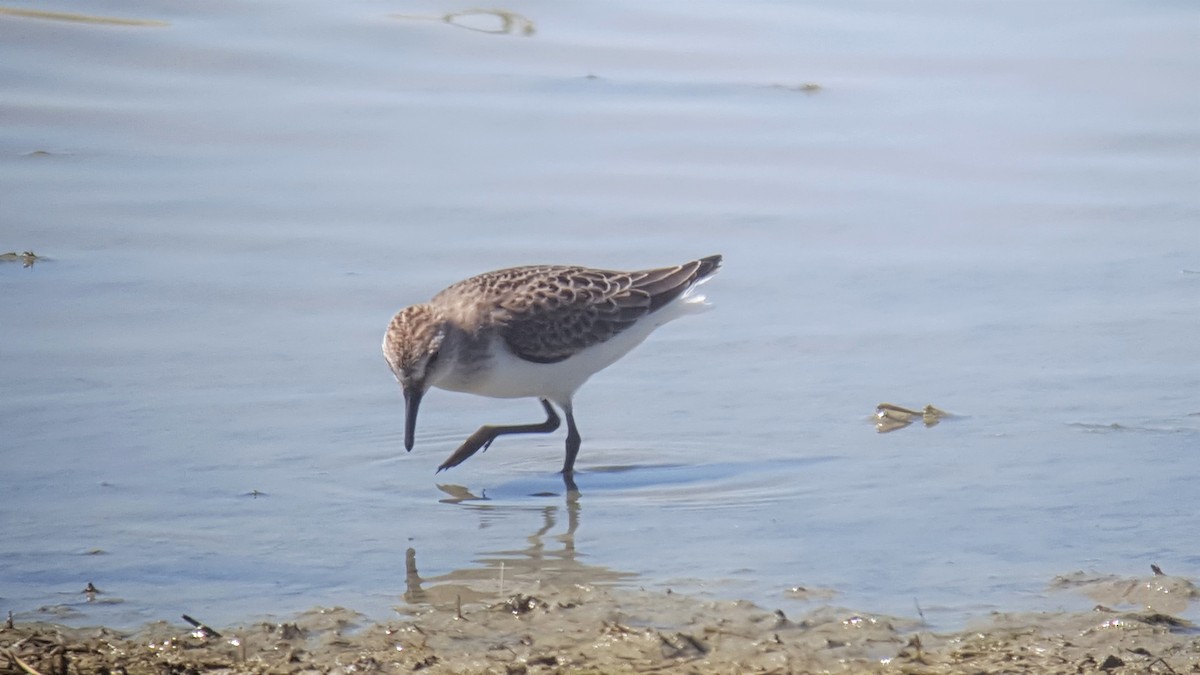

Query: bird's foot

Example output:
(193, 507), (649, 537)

(436, 427), (496, 473)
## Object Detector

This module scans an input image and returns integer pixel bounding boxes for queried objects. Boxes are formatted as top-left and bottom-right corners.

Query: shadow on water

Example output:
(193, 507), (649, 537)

(403, 486), (637, 612)
(448, 456), (840, 499)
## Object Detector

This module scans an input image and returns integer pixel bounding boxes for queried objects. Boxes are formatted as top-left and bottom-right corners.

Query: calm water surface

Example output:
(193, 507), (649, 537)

(2, 0), (1198, 630)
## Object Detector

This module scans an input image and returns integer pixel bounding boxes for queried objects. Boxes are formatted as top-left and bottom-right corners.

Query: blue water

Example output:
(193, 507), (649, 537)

(2, 0), (1197, 630)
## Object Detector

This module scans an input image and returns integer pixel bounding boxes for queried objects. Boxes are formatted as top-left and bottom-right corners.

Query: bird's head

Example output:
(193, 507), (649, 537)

(382, 304), (448, 451)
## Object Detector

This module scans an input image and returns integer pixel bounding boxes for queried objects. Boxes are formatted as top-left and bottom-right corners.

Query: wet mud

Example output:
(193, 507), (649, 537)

(4, 574), (1197, 674)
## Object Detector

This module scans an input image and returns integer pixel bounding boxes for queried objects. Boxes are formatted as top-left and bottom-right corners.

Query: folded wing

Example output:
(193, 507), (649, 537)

(500, 255), (722, 364)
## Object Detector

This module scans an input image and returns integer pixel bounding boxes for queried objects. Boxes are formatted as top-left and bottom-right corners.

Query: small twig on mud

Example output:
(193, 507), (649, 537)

(1148, 656), (1178, 674)
(182, 614), (222, 639)
(4, 648), (47, 675)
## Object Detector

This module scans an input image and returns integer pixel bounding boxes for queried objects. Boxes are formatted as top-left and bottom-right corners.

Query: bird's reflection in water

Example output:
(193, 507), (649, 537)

(403, 480), (635, 610)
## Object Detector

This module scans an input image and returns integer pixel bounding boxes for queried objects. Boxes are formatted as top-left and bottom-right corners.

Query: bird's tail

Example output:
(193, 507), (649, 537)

(635, 254), (723, 313)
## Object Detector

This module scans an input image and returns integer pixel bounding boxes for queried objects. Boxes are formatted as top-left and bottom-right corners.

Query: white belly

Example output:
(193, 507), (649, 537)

(436, 288), (710, 406)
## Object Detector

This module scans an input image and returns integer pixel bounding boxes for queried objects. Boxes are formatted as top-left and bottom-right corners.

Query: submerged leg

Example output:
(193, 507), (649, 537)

(437, 399), (560, 472)
(561, 401), (581, 476)
(561, 471), (579, 494)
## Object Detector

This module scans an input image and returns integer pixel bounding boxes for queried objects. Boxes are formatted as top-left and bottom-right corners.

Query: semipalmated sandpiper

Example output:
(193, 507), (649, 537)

(383, 254), (722, 476)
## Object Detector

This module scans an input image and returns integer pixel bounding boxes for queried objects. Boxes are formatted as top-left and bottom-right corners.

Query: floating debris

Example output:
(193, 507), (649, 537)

(0, 251), (43, 268)
(770, 82), (823, 94)
(874, 403), (950, 433)
(390, 8), (535, 36)
(0, 6), (166, 26)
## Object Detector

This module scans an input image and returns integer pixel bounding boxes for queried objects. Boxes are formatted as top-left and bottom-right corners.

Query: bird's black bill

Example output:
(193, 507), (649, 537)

(403, 387), (423, 452)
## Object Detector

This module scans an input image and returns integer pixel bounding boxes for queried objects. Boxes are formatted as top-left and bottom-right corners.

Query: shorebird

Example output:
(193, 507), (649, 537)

(382, 254), (722, 476)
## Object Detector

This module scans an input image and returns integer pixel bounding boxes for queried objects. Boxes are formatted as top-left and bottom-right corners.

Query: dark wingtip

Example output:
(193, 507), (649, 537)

(637, 254), (724, 313)
(696, 254), (722, 279)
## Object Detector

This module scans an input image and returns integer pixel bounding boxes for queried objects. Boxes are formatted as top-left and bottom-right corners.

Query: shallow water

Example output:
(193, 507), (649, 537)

(2, 0), (1198, 631)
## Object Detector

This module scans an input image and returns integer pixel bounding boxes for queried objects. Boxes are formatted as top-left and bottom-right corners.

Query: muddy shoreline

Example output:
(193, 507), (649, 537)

(4, 573), (1197, 674)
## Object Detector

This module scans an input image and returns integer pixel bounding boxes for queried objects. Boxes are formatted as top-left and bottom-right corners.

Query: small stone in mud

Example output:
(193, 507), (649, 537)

(275, 622), (304, 639)
(498, 594), (546, 615)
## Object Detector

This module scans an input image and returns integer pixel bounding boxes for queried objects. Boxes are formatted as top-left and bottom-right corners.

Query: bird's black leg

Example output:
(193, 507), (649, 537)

(437, 399), (560, 472)
(561, 402), (581, 476)
(561, 471), (579, 494)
